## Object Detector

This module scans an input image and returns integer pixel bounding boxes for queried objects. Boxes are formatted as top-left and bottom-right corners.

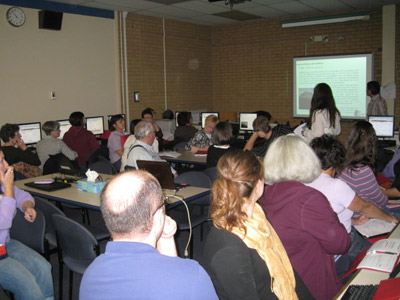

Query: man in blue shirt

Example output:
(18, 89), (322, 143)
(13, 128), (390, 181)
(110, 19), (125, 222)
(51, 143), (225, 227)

(80, 170), (217, 300)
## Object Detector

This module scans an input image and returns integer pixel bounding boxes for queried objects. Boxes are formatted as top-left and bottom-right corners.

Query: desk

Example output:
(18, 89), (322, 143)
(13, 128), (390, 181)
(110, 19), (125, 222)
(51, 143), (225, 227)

(15, 174), (210, 211)
(161, 149), (207, 167)
(334, 223), (400, 299)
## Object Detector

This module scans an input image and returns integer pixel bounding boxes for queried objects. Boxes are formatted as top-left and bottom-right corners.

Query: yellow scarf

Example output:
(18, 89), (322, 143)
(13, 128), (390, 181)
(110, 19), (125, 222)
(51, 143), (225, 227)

(231, 203), (299, 300)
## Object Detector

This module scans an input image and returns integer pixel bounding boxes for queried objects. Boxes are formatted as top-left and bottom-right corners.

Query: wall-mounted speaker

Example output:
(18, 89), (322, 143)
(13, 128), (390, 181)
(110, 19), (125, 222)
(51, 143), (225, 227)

(38, 11), (63, 31)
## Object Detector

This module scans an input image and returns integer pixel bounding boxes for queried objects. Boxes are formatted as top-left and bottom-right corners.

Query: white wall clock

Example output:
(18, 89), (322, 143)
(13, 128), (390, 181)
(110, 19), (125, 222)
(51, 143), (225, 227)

(7, 7), (26, 27)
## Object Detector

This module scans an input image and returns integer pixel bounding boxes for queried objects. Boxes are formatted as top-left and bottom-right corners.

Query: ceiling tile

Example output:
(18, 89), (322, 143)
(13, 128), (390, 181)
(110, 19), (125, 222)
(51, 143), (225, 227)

(172, 1), (228, 14)
(241, 5), (290, 18)
(299, 0), (352, 12)
(95, 0), (164, 10)
(269, 1), (320, 15)
(148, 5), (204, 17)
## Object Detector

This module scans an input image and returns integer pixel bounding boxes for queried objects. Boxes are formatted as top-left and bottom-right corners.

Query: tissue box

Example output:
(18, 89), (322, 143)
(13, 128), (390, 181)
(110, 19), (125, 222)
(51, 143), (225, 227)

(77, 179), (106, 194)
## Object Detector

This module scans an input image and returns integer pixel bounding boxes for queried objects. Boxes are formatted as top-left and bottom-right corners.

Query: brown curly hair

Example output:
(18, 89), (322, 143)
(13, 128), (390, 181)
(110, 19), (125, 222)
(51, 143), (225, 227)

(210, 149), (264, 234)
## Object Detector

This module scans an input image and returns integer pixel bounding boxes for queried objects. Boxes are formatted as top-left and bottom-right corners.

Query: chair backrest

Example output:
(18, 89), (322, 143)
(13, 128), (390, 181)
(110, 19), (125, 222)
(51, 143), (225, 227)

(203, 167), (218, 184)
(173, 141), (187, 151)
(52, 214), (99, 273)
(10, 208), (46, 254)
(87, 147), (109, 166)
(88, 158), (115, 175)
(175, 171), (211, 188)
(33, 197), (65, 247)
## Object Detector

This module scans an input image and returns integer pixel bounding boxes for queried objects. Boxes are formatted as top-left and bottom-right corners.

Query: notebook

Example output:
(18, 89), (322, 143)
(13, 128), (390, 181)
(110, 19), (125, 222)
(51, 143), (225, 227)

(136, 160), (177, 190)
(25, 181), (72, 192)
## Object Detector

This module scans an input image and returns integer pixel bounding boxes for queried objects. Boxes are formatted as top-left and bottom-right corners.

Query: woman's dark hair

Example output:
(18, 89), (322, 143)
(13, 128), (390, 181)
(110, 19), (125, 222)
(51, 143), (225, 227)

(130, 119), (142, 134)
(307, 83), (340, 129)
(0, 123), (19, 143)
(162, 109), (174, 120)
(69, 111), (85, 126)
(212, 122), (232, 145)
(343, 120), (377, 171)
(177, 112), (191, 126)
(141, 108), (154, 119)
(109, 114), (124, 131)
(310, 135), (345, 171)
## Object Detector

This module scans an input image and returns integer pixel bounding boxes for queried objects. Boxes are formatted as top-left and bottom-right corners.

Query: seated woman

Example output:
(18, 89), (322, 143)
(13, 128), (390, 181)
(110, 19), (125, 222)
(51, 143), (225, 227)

(0, 148), (54, 300)
(206, 122), (233, 169)
(244, 116), (292, 157)
(63, 111), (99, 170)
(260, 134), (350, 300)
(338, 121), (388, 209)
(0, 123), (41, 178)
(120, 119), (158, 172)
(36, 121), (78, 170)
(155, 109), (176, 142)
(204, 150), (313, 300)
(185, 115), (218, 153)
(174, 112), (198, 143)
(107, 115), (127, 171)
(307, 135), (399, 277)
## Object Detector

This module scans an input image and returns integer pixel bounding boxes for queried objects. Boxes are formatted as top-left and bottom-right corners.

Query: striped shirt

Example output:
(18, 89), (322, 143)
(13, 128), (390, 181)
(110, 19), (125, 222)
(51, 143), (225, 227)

(338, 165), (388, 209)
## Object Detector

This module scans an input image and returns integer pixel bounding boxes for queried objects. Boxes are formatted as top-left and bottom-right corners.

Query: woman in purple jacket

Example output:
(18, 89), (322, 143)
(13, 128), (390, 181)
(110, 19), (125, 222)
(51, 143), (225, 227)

(260, 134), (350, 300)
(0, 148), (54, 300)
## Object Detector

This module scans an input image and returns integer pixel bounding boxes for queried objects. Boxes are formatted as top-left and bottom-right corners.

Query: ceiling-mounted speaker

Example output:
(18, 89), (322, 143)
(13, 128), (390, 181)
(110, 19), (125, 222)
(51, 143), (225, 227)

(39, 10), (63, 31)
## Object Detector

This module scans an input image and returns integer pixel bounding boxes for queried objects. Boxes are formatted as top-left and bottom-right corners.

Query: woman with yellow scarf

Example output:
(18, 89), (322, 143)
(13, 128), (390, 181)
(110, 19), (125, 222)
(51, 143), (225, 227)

(204, 150), (313, 300)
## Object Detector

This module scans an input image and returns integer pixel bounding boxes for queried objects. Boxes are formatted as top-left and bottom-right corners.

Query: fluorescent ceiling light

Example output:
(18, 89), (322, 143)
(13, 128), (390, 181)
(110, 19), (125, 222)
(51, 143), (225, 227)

(281, 13), (370, 28)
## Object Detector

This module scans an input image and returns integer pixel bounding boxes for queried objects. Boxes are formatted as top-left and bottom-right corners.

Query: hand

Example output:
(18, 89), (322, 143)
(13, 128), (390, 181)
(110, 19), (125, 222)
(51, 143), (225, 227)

(0, 166), (14, 189)
(190, 146), (198, 154)
(256, 131), (267, 138)
(16, 137), (27, 151)
(24, 207), (36, 222)
(351, 215), (370, 226)
(161, 216), (177, 239)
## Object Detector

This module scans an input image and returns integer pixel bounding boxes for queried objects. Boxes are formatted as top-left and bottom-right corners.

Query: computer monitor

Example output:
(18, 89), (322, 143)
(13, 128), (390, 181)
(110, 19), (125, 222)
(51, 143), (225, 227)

(86, 116), (105, 135)
(191, 112), (201, 125)
(368, 115), (395, 138)
(57, 119), (71, 139)
(239, 113), (258, 131)
(18, 122), (42, 145)
(107, 114), (125, 130)
(201, 112), (219, 129)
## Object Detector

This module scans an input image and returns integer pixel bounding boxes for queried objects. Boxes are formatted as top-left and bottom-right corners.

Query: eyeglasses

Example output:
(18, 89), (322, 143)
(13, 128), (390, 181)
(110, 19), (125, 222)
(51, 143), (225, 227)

(152, 197), (169, 215)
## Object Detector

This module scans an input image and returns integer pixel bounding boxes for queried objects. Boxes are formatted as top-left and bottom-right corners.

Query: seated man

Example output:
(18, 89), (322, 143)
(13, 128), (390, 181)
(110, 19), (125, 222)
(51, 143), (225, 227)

(80, 170), (217, 299)
(126, 121), (177, 177)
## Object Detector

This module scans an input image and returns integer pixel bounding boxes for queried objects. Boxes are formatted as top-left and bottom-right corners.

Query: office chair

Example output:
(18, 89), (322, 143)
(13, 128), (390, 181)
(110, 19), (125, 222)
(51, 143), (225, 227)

(9, 208), (46, 256)
(52, 214), (100, 300)
(203, 167), (217, 185)
(87, 146), (109, 167)
(88, 156), (116, 175)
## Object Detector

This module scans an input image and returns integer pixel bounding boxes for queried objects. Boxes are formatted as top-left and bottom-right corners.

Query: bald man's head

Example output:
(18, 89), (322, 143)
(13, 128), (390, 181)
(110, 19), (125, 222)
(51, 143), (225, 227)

(100, 170), (163, 238)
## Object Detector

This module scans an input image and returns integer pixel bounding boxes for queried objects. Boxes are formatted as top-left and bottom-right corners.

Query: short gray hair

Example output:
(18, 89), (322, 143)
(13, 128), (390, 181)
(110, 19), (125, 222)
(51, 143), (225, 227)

(263, 134), (320, 184)
(42, 121), (60, 136)
(100, 170), (163, 237)
(134, 121), (154, 140)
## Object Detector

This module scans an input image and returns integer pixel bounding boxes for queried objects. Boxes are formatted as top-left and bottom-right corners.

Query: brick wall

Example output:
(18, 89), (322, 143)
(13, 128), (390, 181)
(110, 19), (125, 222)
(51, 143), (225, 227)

(125, 7), (398, 144)
(125, 14), (212, 120)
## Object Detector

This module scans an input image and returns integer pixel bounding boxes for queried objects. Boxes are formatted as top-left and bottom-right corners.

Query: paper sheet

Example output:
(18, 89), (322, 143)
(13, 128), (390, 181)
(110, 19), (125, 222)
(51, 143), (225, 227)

(354, 218), (396, 238)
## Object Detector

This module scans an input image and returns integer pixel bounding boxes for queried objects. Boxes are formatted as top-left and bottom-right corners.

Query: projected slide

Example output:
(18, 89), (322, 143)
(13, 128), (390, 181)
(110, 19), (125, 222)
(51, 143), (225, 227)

(293, 53), (373, 119)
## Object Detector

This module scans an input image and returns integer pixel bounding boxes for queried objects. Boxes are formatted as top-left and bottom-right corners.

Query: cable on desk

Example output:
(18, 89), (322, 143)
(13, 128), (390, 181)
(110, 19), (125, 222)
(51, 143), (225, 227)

(165, 194), (192, 259)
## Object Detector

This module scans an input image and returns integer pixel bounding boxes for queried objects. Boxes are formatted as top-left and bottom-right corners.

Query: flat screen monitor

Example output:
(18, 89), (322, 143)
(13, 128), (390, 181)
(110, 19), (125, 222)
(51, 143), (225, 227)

(86, 116), (104, 135)
(18, 122), (42, 145)
(368, 115), (395, 138)
(107, 114), (125, 130)
(201, 112), (219, 129)
(239, 113), (258, 131)
(191, 112), (201, 125)
(57, 119), (71, 139)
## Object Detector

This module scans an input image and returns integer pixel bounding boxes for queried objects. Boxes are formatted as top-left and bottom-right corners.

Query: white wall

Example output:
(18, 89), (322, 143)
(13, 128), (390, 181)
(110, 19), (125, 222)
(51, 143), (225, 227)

(0, 5), (120, 126)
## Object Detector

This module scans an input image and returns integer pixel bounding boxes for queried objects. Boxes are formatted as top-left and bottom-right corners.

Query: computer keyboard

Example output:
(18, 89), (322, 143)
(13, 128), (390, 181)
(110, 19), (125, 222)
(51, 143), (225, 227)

(378, 139), (396, 148)
(341, 284), (378, 300)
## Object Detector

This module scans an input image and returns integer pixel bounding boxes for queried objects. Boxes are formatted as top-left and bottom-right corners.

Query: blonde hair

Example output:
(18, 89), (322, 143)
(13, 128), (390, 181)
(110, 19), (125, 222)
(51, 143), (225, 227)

(205, 114), (218, 124)
(211, 150), (263, 233)
(264, 134), (320, 184)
